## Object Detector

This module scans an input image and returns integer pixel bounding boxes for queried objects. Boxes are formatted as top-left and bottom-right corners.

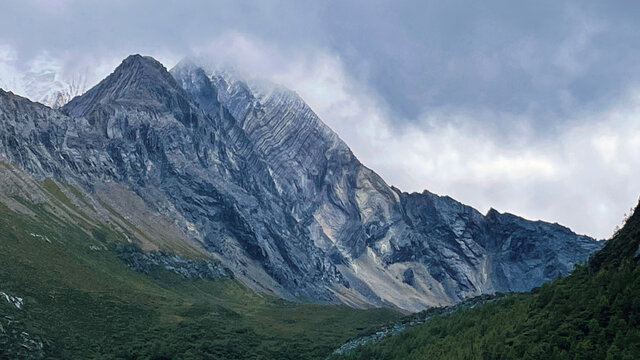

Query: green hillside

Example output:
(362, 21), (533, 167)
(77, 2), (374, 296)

(331, 201), (640, 360)
(2, 170), (636, 360)
(0, 180), (399, 359)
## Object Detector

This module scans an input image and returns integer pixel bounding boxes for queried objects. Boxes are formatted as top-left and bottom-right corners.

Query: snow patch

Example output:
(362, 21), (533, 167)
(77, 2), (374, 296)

(1, 292), (23, 309)
(29, 232), (51, 243)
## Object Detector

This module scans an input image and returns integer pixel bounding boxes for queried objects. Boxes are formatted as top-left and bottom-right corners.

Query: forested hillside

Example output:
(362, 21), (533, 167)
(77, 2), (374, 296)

(332, 200), (640, 359)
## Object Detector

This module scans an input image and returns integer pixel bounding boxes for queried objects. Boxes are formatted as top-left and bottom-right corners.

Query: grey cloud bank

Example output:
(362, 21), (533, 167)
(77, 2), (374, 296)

(0, 0), (639, 238)
(7, 0), (640, 126)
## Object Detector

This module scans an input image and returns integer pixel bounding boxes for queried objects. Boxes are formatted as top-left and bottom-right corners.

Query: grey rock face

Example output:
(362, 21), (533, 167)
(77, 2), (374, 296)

(171, 59), (603, 310)
(1, 55), (346, 303)
(114, 244), (229, 280)
(0, 54), (603, 311)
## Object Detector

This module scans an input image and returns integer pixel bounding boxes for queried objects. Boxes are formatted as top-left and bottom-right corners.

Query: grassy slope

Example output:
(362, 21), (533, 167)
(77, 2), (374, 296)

(0, 187), (400, 359)
(332, 202), (640, 360)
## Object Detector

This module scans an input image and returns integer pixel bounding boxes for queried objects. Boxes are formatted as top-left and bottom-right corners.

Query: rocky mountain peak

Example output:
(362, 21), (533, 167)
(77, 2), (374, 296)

(62, 54), (190, 118)
(0, 54), (605, 311)
(170, 58), (220, 109)
(61, 55), (205, 134)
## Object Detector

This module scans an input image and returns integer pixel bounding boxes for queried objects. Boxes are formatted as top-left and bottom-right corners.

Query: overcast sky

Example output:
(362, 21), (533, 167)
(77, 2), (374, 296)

(1, 0), (639, 239)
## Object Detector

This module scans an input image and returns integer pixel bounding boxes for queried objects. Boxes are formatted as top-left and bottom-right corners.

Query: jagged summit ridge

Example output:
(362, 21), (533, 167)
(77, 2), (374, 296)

(172, 57), (603, 309)
(63, 55), (192, 119)
(0, 54), (604, 311)
(3, 55), (348, 304)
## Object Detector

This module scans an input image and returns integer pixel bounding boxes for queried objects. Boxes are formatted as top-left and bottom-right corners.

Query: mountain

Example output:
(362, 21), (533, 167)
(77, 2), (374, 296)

(0, 157), (400, 359)
(0, 54), (602, 312)
(171, 58), (603, 309)
(330, 199), (640, 359)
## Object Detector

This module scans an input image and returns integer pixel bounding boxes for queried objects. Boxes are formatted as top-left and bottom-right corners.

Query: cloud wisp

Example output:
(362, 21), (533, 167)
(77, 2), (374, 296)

(171, 33), (640, 239)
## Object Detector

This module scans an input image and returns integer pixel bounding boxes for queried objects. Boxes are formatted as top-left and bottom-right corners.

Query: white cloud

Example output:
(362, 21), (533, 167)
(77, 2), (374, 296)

(0, 43), (24, 94)
(0, 44), (182, 106)
(344, 93), (640, 240)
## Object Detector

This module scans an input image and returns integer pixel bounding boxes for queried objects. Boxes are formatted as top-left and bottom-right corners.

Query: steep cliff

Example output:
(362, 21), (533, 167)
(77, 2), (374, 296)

(0, 55), (602, 311)
(171, 58), (602, 310)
